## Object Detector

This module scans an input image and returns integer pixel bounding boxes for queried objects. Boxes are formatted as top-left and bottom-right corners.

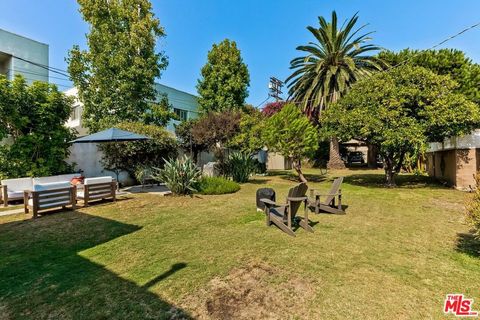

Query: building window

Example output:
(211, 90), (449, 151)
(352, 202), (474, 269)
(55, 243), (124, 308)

(0, 52), (12, 79)
(174, 108), (188, 121)
(71, 106), (81, 121)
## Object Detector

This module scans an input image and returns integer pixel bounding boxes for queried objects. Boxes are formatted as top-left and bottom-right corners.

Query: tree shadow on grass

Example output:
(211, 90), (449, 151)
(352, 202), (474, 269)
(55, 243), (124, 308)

(247, 178), (271, 185)
(0, 211), (191, 319)
(456, 232), (480, 258)
(343, 173), (446, 189)
(266, 170), (293, 177)
(280, 173), (328, 183)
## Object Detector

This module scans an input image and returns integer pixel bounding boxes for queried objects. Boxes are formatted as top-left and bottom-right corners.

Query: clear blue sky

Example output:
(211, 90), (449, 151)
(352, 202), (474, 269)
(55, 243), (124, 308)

(1, 0), (479, 106)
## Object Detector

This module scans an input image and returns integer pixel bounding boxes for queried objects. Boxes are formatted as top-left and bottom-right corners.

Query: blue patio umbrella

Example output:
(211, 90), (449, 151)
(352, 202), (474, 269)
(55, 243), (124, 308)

(71, 127), (151, 143)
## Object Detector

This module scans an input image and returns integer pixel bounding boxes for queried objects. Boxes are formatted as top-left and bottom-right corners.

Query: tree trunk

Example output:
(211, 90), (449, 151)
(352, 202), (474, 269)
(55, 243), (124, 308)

(367, 143), (378, 169)
(326, 92), (346, 170)
(327, 137), (346, 170)
(293, 159), (308, 183)
(192, 149), (199, 165)
(384, 157), (396, 187)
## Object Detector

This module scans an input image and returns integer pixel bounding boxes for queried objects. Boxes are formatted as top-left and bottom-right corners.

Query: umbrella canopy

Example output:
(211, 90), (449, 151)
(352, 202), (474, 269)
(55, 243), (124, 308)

(71, 128), (151, 143)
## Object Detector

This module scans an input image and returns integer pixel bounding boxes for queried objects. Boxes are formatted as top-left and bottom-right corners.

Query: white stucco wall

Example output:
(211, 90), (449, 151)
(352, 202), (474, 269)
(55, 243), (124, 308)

(67, 143), (133, 185)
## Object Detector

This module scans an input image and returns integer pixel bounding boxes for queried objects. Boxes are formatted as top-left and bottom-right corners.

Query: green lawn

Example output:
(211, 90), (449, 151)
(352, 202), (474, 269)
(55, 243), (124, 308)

(0, 169), (479, 319)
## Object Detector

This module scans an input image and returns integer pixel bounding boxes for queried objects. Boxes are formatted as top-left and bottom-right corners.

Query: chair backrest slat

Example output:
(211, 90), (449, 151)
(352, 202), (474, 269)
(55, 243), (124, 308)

(288, 183), (308, 218)
(324, 177), (343, 205)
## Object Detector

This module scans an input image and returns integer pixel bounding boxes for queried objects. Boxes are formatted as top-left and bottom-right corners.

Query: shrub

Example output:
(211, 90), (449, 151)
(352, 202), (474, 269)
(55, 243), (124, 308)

(224, 151), (256, 183)
(466, 175), (480, 239)
(134, 165), (153, 186)
(262, 101), (286, 117)
(196, 176), (240, 195)
(152, 156), (201, 195)
(253, 159), (267, 174)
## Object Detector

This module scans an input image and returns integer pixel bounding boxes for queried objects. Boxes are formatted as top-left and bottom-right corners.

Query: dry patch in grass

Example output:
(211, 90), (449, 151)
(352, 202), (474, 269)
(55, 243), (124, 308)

(428, 197), (464, 212)
(183, 261), (315, 319)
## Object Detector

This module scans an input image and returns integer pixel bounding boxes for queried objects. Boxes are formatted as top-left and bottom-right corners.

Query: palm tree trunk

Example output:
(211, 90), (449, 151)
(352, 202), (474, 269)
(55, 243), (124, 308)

(327, 137), (346, 170)
(326, 91), (346, 170)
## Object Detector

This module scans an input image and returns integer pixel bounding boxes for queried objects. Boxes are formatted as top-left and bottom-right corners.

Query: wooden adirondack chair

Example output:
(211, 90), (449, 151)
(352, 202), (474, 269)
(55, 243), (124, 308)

(309, 177), (345, 214)
(260, 183), (314, 237)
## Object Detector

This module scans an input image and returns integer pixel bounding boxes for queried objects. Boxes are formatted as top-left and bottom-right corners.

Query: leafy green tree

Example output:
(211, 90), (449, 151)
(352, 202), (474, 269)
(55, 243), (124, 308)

(0, 75), (76, 178)
(286, 11), (384, 169)
(228, 108), (266, 154)
(143, 94), (177, 127)
(197, 39), (250, 113)
(190, 111), (241, 155)
(263, 103), (319, 183)
(99, 121), (178, 181)
(322, 65), (480, 186)
(378, 49), (480, 104)
(68, 0), (168, 132)
(175, 119), (208, 163)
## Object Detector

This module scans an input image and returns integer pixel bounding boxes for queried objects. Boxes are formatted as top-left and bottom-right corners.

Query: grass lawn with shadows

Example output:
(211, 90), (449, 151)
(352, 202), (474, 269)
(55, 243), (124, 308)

(0, 169), (478, 319)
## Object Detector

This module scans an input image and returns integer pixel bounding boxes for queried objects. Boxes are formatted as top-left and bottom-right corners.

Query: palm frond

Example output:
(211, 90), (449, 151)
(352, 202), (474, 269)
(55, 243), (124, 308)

(286, 11), (385, 115)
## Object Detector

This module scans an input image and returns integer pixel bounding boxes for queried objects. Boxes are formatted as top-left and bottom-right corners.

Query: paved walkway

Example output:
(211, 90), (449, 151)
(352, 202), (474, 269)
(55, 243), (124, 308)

(0, 208), (23, 217)
(121, 184), (172, 196)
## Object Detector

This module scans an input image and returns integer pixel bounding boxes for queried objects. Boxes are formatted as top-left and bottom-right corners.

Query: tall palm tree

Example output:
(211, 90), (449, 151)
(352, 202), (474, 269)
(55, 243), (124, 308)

(286, 11), (384, 169)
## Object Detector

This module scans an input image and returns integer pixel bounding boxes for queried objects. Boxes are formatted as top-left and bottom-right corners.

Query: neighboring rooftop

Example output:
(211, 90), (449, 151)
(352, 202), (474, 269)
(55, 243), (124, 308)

(428, 129), (480, 152)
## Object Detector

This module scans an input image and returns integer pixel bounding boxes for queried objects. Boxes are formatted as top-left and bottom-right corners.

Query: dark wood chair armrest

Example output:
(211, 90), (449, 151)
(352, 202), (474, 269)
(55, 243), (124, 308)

(287, 196), (308, 202)
(260, 198), (280, 207)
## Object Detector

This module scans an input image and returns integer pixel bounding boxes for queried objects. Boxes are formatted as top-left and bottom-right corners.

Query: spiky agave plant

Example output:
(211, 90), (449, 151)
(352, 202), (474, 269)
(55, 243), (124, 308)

(153, 156), (201, 195)
(225, 152), (256, 183)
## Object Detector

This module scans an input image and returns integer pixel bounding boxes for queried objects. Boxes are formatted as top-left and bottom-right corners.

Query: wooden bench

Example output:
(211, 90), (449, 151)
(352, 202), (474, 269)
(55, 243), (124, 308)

(24, 182), (77, 218)
(1, 177), (33, 207)
(77, 177), (117, 206)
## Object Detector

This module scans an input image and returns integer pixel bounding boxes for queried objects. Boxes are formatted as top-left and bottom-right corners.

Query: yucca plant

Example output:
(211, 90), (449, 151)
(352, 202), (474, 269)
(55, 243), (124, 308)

(225, 152), (255, 183)
(152, 156), (201, 195)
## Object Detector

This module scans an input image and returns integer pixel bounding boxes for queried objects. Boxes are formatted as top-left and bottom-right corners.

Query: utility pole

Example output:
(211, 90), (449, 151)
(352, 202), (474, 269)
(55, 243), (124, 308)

(268, 77), (284, 102)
